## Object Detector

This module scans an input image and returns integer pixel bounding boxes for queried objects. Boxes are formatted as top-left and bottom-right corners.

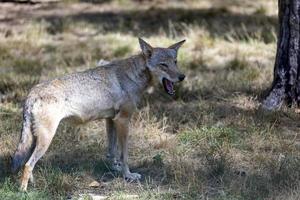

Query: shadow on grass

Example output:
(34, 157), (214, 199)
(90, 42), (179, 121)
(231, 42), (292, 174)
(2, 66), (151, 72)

(79, 0), (113, 4)
(0, 154), (12, 183)
(40, 7), (277, 41)
(149, 91), (300, 130)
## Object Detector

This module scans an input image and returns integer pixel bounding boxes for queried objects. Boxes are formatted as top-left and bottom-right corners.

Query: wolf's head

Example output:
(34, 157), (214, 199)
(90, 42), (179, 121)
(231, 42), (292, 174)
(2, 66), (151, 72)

(139, 38), (186, 96)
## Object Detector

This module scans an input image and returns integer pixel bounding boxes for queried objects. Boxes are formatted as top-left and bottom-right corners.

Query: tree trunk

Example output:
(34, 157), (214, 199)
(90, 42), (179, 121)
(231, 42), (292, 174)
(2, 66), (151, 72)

(262, 0), (300, 110)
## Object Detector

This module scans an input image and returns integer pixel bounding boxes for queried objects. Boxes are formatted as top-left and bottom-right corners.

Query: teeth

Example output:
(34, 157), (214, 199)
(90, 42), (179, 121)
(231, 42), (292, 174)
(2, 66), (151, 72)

(169, 90), (175, 95)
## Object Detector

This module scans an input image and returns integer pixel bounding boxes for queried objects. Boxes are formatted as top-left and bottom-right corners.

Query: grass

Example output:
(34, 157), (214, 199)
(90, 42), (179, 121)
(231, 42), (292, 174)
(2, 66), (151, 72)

(0, 179), (49, 200)
(0, 0), (299, 199)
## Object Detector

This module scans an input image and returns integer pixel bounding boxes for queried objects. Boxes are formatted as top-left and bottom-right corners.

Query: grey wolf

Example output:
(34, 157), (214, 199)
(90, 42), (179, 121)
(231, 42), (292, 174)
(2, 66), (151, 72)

(11, 38), (186, 191)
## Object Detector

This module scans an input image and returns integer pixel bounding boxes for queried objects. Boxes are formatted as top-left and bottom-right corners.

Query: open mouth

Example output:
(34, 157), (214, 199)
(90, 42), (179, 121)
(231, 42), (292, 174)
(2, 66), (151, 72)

(162, 78), (175, 95)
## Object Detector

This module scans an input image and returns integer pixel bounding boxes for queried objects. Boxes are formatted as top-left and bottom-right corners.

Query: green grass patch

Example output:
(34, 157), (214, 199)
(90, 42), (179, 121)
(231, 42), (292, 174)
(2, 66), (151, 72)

(179, 126), (239, 149)
(0, 73), (39, 103)
(36, 167), (74, 198)
(227, 57), (249, 71)
(0, 179), (49, 200)
(11, 58), (43, 75)
(254, 6), (267, 15)
(113, 45), (133, 58)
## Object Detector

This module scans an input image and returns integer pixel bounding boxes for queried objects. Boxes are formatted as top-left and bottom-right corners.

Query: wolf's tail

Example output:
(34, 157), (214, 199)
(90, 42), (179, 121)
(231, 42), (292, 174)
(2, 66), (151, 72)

(11, 102), (35, 173)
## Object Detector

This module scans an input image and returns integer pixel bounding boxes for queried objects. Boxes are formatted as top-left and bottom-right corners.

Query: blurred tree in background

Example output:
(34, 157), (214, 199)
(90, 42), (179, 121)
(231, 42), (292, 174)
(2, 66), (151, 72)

(263, 0), (300, 110)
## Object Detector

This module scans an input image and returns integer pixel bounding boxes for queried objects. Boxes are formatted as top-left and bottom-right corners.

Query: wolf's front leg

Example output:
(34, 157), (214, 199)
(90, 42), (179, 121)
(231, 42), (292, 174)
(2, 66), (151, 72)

(105, 118), (122, 172)
(113, 111), (141, 182)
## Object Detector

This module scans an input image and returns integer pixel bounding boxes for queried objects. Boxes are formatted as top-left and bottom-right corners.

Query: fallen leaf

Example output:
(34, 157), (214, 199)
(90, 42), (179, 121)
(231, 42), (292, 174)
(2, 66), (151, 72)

(89, 180), (101, 188)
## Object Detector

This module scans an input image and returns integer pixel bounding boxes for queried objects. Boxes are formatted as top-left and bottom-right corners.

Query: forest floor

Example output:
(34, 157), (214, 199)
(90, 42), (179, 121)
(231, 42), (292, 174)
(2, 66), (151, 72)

(0, 0), (299, 199)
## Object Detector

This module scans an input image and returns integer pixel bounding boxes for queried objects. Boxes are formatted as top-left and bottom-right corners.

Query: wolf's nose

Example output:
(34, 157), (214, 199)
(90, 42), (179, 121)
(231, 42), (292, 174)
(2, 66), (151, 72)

(178, 74), (185, 82)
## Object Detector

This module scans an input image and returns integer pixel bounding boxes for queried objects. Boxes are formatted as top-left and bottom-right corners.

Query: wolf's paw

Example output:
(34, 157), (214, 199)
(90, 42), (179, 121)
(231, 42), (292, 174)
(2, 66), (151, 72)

(124, 172), (141, 182)
(20, 183), (28, 192)
(111, 162), (122, 172)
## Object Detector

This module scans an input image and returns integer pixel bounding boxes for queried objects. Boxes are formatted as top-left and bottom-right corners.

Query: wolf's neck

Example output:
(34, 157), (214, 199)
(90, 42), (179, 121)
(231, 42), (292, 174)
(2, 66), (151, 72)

(121, 54), (152, 99)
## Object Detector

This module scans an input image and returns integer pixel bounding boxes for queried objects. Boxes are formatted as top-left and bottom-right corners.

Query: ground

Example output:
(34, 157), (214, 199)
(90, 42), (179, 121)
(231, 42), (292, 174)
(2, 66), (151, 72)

(0, 0), (299, 199)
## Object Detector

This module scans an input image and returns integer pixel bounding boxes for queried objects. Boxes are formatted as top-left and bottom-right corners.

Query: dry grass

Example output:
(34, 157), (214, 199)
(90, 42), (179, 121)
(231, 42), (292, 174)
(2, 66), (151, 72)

(0, 0), (299, 199)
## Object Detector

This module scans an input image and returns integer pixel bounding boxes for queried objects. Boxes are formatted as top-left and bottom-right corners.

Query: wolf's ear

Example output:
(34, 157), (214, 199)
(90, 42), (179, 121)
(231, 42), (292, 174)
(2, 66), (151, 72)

(139, 38), (153, 58)
(168, 39), (186, 52)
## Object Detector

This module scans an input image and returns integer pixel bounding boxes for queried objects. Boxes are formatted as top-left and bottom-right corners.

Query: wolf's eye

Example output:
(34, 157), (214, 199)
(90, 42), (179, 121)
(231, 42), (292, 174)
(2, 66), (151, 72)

(160, 63), (169, 68)
(174, 60), (177, 64)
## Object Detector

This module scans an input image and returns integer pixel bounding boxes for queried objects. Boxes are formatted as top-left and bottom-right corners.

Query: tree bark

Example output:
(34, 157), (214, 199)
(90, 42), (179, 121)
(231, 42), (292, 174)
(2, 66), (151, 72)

(263, 0), (300, 110)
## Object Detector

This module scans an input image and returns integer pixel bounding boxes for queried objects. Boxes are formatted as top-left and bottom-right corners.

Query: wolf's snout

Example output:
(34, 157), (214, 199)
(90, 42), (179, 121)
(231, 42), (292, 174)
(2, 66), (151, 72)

(178, 74), (185, 82)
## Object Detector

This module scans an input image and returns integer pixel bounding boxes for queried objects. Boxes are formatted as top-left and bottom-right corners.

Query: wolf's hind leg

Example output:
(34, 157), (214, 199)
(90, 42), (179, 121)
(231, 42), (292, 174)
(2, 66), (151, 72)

(20, 114), (59, 191)
(105, 118), (122, 172)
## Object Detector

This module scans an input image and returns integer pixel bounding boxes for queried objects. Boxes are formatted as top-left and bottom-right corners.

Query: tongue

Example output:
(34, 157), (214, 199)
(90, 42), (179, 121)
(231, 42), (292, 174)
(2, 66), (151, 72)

(162, 78), (175, 95)
(166, 80), (173, 92)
